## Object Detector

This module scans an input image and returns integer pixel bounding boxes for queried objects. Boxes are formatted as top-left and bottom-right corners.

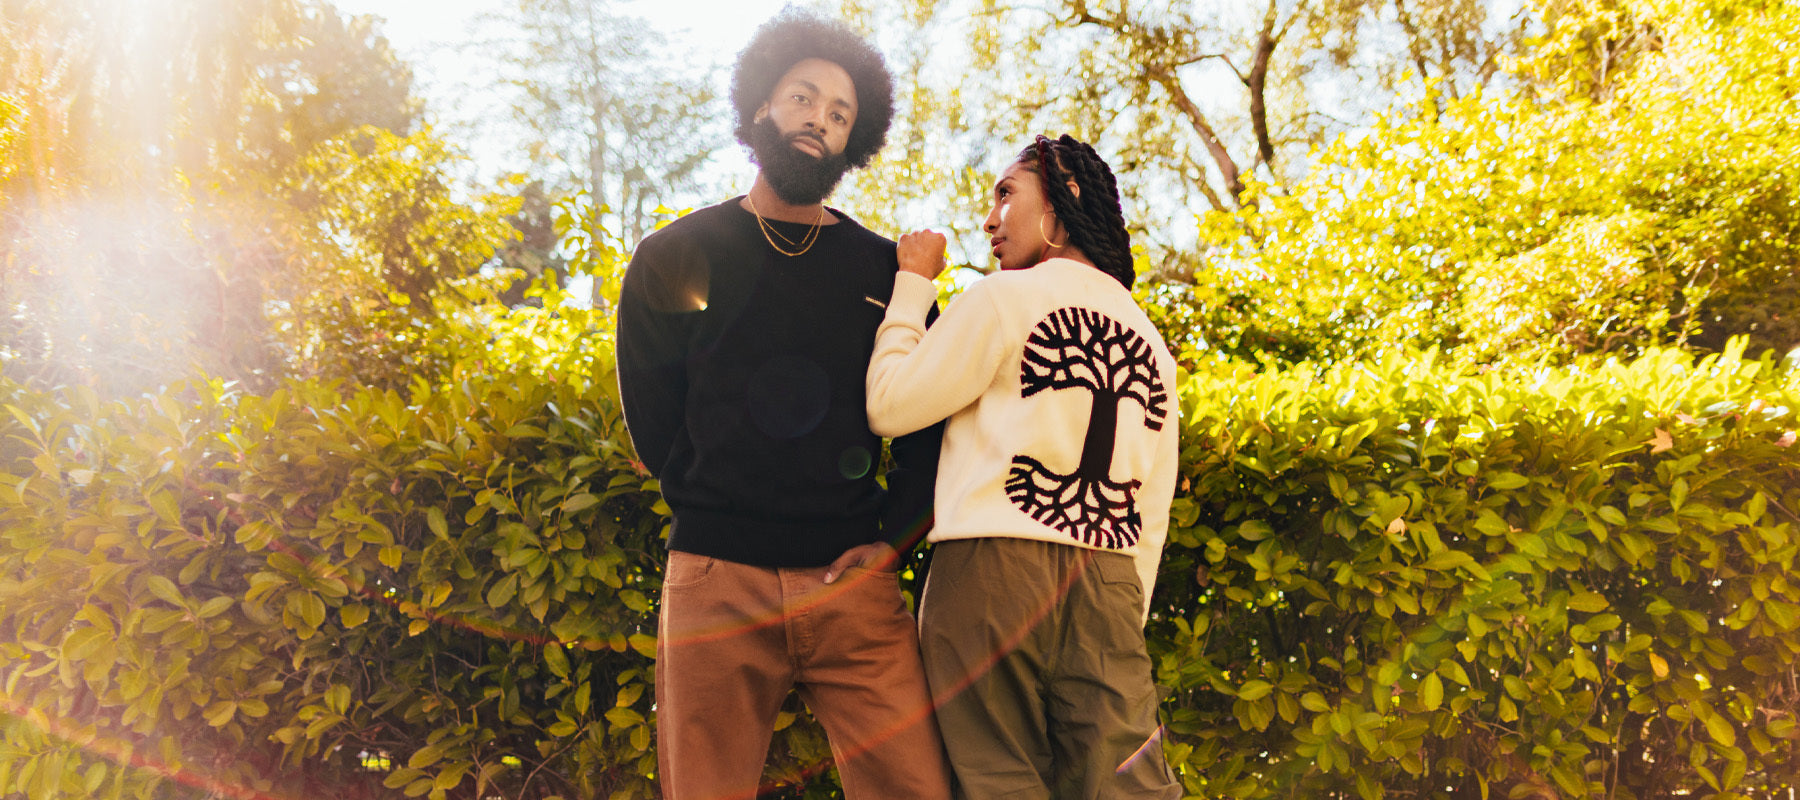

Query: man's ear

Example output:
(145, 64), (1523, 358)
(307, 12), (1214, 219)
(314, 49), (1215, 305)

(1066, 181), (1080, 199)
(753, 103), (769, 124)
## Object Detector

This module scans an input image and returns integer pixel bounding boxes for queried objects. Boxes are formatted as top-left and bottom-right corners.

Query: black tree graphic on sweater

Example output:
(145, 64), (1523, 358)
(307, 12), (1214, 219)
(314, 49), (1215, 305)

(1006, 307), (1168, 549)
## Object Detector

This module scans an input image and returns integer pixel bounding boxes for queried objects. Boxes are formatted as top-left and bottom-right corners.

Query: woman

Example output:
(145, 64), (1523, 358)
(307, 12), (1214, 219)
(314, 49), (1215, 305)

(866, 134), (1182, 799)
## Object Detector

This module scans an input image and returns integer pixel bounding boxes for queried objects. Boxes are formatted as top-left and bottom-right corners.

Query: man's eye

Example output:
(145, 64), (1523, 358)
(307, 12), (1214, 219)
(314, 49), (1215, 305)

(832, 114), (846, 124)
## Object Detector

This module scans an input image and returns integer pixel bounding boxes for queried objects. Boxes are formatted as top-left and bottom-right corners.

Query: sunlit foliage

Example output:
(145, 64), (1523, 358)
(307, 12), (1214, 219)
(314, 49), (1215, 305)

(1184, 0), (1800, 365)
(5, 317), (1796, 798)
(833, 0), (1533, 274)
(0, 0), (509, 394)
(276, 126), (520, 387)
(1158, 341), (1800, 798)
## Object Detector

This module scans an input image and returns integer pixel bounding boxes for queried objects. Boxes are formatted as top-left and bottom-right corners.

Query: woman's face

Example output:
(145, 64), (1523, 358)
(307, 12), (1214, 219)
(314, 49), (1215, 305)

(981, 161), (1054, 271)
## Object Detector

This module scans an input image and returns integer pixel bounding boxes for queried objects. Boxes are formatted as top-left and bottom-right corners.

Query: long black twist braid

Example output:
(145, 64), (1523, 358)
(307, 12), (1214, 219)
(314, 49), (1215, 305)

(1016, 134), (1135, 289)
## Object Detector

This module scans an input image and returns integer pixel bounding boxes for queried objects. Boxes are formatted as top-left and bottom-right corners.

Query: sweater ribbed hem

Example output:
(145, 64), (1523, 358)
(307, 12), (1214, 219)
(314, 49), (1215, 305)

(667, 507), (882, 568)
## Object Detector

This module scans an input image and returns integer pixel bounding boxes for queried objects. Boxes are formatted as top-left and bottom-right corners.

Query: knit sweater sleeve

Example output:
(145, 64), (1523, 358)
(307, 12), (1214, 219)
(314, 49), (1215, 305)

(1133, 406), (1181, 622)
(866, 272), (1011, 438)
(615, 232), (696, 476)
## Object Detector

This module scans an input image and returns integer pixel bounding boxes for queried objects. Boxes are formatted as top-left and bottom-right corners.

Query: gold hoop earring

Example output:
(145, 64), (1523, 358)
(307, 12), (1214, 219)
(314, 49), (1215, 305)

(1039, 215), (1065, 248)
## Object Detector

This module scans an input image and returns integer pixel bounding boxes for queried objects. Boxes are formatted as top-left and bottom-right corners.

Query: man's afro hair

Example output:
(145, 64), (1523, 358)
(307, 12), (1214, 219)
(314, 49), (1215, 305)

(731, 9), (894, 169)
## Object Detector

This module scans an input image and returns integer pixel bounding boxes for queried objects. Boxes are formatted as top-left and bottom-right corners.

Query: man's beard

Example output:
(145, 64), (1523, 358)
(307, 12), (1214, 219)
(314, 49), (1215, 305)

(746, 118), (852, 206)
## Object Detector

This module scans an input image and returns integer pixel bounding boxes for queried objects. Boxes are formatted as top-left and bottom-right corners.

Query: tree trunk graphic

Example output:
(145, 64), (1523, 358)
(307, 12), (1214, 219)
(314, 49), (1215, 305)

(1006, 307), (1168, 549)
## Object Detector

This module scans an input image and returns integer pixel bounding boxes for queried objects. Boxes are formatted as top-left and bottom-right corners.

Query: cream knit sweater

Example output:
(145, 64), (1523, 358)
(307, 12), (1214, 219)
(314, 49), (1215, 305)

(867, 258), (1180, 619)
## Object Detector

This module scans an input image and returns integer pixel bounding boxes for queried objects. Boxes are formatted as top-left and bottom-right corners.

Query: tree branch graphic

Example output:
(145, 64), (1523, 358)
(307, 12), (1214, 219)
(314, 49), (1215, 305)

(1008, 307), (1167, 548)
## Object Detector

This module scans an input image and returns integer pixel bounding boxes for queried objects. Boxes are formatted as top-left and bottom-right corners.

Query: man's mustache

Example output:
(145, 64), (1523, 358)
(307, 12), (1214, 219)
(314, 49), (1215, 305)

(785, 131), (827, 155)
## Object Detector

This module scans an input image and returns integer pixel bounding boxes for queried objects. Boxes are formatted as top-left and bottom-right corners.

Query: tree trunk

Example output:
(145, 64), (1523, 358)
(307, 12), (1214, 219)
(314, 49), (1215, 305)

(1076, 391), (1120, 480)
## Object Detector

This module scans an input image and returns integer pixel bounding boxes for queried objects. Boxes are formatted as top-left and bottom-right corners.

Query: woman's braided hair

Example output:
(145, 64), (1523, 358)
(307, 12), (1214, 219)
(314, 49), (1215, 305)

(1016, 134), (1135, 289)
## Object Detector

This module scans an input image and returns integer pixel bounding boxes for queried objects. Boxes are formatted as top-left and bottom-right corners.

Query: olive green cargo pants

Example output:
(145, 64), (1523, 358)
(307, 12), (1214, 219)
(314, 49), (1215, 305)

(920, 538), (1180, 799)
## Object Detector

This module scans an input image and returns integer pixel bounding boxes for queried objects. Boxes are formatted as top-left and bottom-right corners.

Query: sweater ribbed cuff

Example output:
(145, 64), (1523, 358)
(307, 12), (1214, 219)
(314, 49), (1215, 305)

(890, 272), (937, 322)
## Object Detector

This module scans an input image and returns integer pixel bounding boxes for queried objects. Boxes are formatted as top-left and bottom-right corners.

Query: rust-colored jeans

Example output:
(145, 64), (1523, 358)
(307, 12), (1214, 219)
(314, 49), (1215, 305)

(655, 551), (952, 800)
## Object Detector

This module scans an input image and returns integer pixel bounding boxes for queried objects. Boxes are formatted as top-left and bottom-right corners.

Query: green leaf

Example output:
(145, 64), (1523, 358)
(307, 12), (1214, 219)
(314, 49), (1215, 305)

(326, 684), (352, 714)
(341, 604), (370, 628)
(82, 763), (107, 795)
(616, 683), (644, 708)
(628, 634), (657, 658)
(1440, 661), (1471, 686)
(203, 701), (236, 727)
(605, 707), (645, 729)
(544, 643), (570, 679)
(434, 763), (470, 792)
(3, 403), (40, 436)
(1377, 661), (1402, 686)
(1702, 709), (1737, 747)
(235, 520), (276, 549)
(1237, 680), (1273, 701)
(409, 743), (445, 770)
(1236, 519), (1273, 541)
(196, 596), (234, 619)
(1568, 591), (1609, 613)
(560, 493), (599, 513)
(1419, 673), (1443, 711)
(487, 574), (519, 609)
(619, 590), (651, 613)
(148, 490), (181, 525)
(1301, 692), (1330, 713)
(146, 576), (185, 607)
(1488, 472), (1529, 490)
(1422, 549), (1475, 572)
(299, 593), (326, 630)
(1768, 716), (1796, 739)
(385, 768), (424, 790)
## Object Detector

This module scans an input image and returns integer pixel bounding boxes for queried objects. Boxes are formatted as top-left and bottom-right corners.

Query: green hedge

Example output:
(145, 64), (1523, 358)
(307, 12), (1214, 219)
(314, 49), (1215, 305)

(1157, 341), (1800, 799)
(3, 337), (1798, 799)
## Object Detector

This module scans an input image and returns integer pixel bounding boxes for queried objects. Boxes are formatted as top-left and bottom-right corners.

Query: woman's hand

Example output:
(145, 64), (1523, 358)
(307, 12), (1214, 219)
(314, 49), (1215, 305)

(896, 230), (948, 281)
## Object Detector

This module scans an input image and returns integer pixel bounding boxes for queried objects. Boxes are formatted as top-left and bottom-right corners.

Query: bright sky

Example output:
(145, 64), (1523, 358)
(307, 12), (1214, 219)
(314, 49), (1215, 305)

(340, 0), (795, 65)
(335, 0), (799, 187)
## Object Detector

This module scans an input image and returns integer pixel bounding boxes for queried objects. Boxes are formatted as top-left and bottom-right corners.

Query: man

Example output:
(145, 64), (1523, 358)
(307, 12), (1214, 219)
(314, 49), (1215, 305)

(614, 10), (951, 800)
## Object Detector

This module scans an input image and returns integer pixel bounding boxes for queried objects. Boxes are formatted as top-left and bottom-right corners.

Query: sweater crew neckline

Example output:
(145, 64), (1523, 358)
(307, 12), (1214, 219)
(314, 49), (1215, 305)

(729, 195), (852, 229)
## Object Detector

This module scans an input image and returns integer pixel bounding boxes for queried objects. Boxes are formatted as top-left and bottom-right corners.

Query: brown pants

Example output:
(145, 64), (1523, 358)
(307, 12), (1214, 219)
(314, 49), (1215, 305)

(920, 538), (1181, 800)
(655, 551), (952, 800)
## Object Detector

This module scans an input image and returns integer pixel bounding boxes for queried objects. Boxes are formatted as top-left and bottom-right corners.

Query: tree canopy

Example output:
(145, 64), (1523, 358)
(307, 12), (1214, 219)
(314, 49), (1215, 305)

(0, 0), (513, 393)
(832, 0), (1798, 368)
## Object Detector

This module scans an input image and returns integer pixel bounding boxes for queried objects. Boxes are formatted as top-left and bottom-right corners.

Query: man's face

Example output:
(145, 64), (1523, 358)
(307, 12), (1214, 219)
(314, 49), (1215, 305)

(982, 161), (1053, 271)
(760, 57), (857, 156)
(749, 58), (858, 205)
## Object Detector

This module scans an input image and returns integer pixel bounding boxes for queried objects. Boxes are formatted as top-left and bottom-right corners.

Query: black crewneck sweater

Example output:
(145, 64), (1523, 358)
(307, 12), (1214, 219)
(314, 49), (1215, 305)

(615, 197), (942, 568)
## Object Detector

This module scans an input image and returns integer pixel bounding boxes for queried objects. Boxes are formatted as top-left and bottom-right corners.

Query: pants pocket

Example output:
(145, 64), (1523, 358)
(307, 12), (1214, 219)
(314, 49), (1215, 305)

(661, 552), (717, 590)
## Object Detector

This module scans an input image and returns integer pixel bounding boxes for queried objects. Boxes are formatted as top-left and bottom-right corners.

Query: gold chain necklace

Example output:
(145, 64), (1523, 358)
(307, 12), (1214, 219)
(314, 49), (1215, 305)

(747, 194), (824, 257)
